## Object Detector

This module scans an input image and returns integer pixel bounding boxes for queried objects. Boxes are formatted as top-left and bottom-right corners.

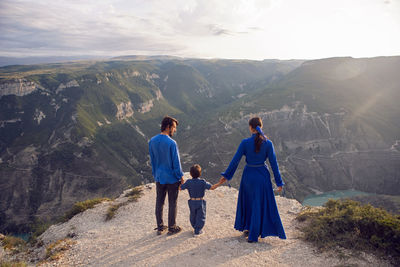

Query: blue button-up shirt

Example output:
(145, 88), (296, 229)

(149, 134), (184, 184)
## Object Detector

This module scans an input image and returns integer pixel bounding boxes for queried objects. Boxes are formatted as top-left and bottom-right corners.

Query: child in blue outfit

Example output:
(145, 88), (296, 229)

(180, 164), (217, 235)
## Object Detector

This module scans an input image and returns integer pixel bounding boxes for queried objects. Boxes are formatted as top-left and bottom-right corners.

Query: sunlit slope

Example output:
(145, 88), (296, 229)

(274, 56), (400, 141)
(179, 57), (400, 201)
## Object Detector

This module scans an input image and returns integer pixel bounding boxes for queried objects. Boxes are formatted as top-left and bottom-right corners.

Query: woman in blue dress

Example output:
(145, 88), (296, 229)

(216, 117), (286, 243)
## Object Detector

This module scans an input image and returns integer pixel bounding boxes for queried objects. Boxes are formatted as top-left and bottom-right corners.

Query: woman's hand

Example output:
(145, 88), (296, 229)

(218, 176), (227, 185)
(211, 177), (227, 190)
(276, 186), (283, 193)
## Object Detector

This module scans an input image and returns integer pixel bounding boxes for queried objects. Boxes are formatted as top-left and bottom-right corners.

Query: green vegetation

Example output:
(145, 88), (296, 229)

(124, 186), (143, 201)
(45, 238), (75, 261)
(62, 198), (110, 222)
(1, 56), (399, 240)
(0, 261), (28, 267)
(297, 199), (400, 264)
(106, 186), (143, 221)
(28, 219), (53, 245)
(349, 194), (400, 215)
(1, 236), (26, 254)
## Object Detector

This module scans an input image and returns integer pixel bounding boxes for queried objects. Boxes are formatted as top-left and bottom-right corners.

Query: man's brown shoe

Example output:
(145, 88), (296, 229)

(167, 226), (182, 235)
(155, 225), (168, 235)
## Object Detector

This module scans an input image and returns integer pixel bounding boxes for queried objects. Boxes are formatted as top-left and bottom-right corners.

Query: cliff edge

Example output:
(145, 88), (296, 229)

(3, 177), (392, 266)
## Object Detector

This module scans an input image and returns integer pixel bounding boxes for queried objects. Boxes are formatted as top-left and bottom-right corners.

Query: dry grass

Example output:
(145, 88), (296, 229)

(0, 261), (28, 267)
(62, 198), (111, 222)
(44, 238), (75, 261)
(1, 236), (26, 254)
(105, 186), (143, 221)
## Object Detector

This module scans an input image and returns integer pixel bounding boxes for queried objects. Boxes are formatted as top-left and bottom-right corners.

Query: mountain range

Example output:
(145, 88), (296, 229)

(0, 56), (399, 234)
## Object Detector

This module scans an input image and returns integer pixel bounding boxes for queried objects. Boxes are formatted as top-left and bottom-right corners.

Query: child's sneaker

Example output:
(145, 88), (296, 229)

(194, 230), (204, 237)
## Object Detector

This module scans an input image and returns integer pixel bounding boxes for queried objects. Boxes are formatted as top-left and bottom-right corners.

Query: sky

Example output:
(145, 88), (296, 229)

(0, 0), (400, 60)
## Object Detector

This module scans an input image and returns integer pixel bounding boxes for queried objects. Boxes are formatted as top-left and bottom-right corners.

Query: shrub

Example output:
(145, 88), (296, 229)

(1, 236), (26, 254)
(297, 199), (400, 264)
(45, 238), (75, 261)
(62, 198), (110, 222)
(28, 220), (53, 245)
(0, 261), (28, 267)
(106, 203), (123, 221)
(124, 186), (143, 202)
(106, 186), (143, 221)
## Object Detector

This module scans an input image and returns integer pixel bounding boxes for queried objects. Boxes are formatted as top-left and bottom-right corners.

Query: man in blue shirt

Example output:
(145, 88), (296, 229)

(149, 116), (184, 235)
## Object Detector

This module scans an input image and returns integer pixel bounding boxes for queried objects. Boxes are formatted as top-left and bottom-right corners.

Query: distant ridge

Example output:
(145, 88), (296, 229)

(111, 55), (185, 61)
(0, 55), (110, 67)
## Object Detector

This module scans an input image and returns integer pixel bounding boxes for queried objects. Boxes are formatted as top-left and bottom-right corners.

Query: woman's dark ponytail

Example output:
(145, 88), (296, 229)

(249, 117), (267, 153)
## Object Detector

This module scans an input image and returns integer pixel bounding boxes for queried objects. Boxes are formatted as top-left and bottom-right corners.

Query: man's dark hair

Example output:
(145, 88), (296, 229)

(161, 116), (179, 132)
(190, 164), (201, 178)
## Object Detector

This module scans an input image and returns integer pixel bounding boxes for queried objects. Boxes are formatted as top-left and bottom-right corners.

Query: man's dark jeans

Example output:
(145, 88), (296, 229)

(155, 181), (180, 229)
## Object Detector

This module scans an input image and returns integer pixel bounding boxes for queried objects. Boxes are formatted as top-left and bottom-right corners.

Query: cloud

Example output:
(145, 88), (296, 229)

(0, 0), (188, 56)
(207, 24), (234, 36)
(0, 0), (399, 59)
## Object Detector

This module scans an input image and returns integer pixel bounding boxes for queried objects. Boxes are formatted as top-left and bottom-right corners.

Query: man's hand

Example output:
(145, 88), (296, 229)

(276, 186), (283, 193)
(180, 177), (184, 184)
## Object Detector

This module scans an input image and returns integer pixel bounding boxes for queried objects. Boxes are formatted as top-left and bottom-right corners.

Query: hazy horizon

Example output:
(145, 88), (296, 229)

(1, 0), (400, 60)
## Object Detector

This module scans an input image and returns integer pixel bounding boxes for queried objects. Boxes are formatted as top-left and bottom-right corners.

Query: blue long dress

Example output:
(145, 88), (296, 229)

(221, 134), (286, 242)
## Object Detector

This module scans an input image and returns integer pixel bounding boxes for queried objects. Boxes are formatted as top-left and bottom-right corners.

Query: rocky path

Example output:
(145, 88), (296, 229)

(35, 177), (391, 267)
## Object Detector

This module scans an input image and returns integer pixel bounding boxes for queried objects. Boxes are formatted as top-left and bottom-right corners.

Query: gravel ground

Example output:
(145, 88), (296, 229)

(27, 174), (392, 267)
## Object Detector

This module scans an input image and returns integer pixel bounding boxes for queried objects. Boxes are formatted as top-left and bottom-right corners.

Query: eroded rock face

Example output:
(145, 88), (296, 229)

(116, 102), (134, 120)
(138, 99), (154, 113)
(34, 109), (46, 125)
(56, 80), (80, 94)
(231, 103), (400, 197)
(0, 79), (40, 97)
(0, 165), (127, 233)
(181, 100), (399, 201)
(138, 89), (162, 113)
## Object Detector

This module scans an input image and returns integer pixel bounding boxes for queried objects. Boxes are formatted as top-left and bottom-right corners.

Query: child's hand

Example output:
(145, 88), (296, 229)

(210, 184), (218, 190)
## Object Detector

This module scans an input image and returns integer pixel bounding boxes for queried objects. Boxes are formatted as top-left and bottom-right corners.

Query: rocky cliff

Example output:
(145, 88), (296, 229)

(0, 79), (41, 97)
(0, 56), (398, 236)
(0, 182), (392, 266)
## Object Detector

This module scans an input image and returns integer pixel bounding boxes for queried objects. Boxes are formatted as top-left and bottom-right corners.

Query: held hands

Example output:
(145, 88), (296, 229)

(210, 184), (218, 190)
(179, 176), (184, 190)
(210, 176), (227, 190)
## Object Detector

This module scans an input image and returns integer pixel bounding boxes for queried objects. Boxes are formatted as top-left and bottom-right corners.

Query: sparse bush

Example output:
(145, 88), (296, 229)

(1, 236), (26, 254)
(125, 186), (143, 202)
(0, 261), (28, 267)
(62, 198), (110, 222)
(106, 186), (143, 221)
(45, 238), (74, 261)
(297, 199), (400, 264)
(106, 203), (123, 221)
